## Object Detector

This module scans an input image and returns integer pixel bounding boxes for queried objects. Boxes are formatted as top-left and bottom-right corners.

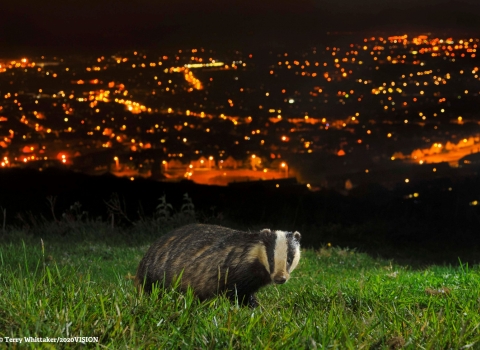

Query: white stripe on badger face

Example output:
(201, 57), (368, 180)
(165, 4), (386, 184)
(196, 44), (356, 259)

(246, 244), (270, 273)
(289, 235), (301, 273)
(272, 230), (289, 283)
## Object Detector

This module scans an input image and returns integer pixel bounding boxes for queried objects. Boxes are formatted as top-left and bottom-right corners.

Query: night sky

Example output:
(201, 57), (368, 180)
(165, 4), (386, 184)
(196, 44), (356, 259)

(1, 0), (479, 53)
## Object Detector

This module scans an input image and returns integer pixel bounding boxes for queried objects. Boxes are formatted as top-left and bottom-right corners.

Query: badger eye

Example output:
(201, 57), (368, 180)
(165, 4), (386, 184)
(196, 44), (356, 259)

(287, 257), (292, 265)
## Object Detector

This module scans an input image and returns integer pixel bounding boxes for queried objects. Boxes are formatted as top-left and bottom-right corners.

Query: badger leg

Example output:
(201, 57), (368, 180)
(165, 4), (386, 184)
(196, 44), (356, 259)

(247, 294), (259, 308)
(229, 292), (258, 308)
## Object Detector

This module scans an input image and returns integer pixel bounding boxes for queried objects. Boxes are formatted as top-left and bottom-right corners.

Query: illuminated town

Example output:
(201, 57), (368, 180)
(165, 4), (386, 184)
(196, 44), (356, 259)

(1, 33), (479, 190)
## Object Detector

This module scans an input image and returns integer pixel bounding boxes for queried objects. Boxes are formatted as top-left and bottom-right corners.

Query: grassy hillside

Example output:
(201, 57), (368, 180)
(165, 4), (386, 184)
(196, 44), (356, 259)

(1, 220), (479, 349)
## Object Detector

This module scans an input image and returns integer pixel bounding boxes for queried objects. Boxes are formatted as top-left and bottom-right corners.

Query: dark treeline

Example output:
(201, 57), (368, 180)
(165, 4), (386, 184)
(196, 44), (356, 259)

(1, 167), (480, 264)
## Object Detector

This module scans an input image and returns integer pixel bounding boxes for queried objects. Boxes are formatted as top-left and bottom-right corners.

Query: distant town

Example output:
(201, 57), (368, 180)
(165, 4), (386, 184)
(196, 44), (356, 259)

(1, 33), (480, 191)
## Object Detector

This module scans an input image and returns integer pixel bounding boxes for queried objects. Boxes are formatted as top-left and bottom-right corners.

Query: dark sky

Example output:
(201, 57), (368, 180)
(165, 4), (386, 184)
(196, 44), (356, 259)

(1, 0), (479, 53)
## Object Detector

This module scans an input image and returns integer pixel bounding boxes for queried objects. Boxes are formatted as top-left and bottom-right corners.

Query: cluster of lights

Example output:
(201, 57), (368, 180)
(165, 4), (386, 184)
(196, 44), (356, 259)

(1, 38), (479, 189)
(1, 157), (9, 167)
(184, 61), (225, 69)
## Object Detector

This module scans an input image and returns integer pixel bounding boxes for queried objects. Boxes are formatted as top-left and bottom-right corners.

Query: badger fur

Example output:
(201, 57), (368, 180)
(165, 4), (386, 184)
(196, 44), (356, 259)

(135, 223), (301, 307)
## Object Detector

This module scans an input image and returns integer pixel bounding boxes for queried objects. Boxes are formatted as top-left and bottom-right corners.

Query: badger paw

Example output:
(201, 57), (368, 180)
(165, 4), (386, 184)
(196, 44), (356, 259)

(247, 294), (259, 308)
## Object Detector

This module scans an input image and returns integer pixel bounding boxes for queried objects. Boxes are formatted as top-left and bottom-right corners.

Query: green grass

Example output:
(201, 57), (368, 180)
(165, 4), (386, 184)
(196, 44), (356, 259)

(1, 222), (480, 349)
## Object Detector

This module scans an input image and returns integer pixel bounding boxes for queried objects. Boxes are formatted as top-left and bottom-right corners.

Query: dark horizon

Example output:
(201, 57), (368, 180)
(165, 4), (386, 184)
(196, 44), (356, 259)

(1, 0), (479, 55)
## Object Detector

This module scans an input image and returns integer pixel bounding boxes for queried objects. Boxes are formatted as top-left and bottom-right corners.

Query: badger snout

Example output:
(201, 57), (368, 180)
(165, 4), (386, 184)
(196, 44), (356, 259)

(273, 274), (288, 284)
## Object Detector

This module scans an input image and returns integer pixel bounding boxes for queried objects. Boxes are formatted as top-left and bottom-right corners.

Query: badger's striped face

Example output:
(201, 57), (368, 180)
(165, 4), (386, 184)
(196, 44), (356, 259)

(262, 230), (301, 284)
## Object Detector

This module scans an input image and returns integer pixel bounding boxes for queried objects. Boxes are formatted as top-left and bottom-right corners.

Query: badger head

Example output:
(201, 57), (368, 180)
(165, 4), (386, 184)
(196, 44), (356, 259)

(258, 229), (301, 285)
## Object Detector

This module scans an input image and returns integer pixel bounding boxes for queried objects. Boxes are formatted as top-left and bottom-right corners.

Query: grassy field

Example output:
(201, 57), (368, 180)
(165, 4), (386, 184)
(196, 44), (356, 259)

(1, 221), (480, 349)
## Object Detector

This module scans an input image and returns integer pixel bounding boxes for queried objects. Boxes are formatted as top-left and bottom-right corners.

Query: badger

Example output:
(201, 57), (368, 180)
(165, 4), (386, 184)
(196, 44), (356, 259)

(135, 223), (301, 307)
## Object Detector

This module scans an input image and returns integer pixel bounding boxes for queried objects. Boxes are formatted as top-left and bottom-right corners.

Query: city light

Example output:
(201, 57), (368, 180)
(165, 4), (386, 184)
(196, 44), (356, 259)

(0, 34), (479, 189)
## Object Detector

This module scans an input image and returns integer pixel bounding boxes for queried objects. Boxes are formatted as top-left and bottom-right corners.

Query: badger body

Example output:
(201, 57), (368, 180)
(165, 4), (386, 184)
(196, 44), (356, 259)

(135, 224), (301, 307)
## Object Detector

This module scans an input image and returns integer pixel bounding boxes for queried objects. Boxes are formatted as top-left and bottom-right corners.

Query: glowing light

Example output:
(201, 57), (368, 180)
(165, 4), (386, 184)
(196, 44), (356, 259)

(184, 62), (224, 69)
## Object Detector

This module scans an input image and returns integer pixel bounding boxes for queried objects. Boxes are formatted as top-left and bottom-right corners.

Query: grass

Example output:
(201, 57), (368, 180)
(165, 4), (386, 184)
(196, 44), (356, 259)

(1, 222), (480, 349)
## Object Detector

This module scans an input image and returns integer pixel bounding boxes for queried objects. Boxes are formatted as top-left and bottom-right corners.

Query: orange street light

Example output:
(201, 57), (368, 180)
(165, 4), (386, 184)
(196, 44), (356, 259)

(281, 162), (288, 178)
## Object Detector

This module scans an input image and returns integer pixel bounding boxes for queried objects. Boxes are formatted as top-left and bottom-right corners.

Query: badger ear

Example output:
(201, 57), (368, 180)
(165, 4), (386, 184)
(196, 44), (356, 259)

(293, 231), (301, 242)
(260, 228), (272, 234)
